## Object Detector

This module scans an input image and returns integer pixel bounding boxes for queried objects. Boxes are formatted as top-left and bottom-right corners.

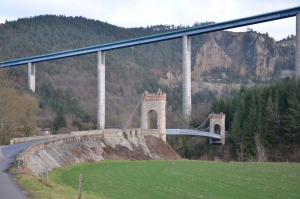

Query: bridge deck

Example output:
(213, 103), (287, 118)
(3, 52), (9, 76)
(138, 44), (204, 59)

(166, 129), (222, 140)
(0, 6), (299, 67)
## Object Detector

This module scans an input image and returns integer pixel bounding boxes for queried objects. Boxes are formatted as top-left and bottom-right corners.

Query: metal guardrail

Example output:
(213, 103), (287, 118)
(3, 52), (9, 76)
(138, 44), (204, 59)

(0, 6), (300, 67)
(166, 129), (222, 140)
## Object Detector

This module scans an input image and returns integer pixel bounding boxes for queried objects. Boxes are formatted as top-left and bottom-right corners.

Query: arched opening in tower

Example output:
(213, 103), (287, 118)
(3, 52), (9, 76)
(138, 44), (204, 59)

(148, 110), (158, 129)
(214, 124), (221, 135)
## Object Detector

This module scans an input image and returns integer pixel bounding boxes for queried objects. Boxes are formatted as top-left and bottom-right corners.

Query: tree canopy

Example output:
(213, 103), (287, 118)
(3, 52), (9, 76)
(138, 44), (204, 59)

(52, 107), (67, 133)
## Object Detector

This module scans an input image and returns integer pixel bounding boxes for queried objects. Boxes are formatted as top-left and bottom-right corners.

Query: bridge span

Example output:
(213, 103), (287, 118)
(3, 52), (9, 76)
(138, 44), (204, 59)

(166, 129), (222, 140)
(166, 129), (223, 144)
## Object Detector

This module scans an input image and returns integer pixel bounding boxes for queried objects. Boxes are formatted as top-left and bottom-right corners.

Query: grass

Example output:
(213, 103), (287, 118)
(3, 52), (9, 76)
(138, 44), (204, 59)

(47, 160), (300, 199)
(12, 169), (102, 199)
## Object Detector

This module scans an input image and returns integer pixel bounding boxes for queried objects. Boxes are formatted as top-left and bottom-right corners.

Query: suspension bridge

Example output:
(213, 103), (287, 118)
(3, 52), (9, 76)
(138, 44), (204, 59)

(123, 89), (225, 144)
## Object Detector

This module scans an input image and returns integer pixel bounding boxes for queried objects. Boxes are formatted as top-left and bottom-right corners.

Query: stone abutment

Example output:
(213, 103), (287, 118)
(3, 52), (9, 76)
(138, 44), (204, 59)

(15, 129), (179, 175)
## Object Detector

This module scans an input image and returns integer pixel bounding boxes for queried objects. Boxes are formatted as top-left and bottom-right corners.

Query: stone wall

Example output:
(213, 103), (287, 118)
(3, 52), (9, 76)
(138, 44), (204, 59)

(15, 129), (179, 176)
(10, 134), (69, 145)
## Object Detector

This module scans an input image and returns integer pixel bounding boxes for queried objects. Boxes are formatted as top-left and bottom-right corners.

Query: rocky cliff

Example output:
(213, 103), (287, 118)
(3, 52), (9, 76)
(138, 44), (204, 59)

(161, 31), (292, 88)
(157, 31), (295, 107)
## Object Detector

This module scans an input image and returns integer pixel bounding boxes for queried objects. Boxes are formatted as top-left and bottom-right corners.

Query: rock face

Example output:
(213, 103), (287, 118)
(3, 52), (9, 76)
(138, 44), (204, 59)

(156, 31), (294, 101)
(211, 31), (279, 78)
(15, 129), (180, 175)
(192, 39), (232, 79)
(161, 31), (290, 88)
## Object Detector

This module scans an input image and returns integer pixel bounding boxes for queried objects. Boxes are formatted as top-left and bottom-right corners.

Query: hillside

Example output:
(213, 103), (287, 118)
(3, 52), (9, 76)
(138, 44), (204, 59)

(0, 15), (295, 130)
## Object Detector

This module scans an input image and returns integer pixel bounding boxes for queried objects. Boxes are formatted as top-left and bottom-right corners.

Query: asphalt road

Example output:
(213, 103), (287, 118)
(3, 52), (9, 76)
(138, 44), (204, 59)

(0, 140), (44, 199)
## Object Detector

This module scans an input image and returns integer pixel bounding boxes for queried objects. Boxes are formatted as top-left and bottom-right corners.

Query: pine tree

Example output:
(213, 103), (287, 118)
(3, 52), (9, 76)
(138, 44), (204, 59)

(52, 108), (67, 133)
(282, 91), (300, 143)
(182, 136), (192, 159)
(171, 136), (175, 149)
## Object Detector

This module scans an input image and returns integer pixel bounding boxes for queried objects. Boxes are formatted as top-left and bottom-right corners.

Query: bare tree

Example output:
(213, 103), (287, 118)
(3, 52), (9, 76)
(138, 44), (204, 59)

(16, 94), (38, 137)
(0, 72), (38, 144)
(255, 134), (267, 162)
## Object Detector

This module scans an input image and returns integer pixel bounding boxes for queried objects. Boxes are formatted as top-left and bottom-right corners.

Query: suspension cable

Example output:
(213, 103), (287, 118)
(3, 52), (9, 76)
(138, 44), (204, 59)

(195, 114), (211, 129)
(174, 111), (191, 128)
(198, 121), (215, 131)
(173, 111), (214, 131)
(166, 115), (183, 129)
(122, 91), (145, 130)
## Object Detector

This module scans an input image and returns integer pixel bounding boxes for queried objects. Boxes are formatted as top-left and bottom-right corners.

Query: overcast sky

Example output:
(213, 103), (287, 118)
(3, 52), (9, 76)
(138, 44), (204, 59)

(0, 0), (299, 41)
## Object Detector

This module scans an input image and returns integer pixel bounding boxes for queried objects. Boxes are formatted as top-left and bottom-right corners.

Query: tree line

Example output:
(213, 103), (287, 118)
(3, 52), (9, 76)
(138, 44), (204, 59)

(211, 78), (300, 162)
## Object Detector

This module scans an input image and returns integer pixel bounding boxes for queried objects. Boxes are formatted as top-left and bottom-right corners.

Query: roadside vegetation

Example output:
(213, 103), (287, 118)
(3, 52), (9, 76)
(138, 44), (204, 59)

(15, 160), (300, 199)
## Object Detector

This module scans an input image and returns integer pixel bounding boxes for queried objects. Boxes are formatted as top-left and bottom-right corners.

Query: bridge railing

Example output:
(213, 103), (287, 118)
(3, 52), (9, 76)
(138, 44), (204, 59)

(166, 129), (222, 140)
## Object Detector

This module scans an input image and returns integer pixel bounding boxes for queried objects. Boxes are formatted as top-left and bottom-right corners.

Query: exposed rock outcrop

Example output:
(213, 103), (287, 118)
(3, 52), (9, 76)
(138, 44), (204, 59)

(192, 39), (232, 79)
(160, 31), (284, 89)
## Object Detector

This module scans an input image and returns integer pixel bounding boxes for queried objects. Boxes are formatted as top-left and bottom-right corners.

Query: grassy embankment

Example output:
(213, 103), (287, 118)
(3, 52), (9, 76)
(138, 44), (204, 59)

(15, 160), (300, 199)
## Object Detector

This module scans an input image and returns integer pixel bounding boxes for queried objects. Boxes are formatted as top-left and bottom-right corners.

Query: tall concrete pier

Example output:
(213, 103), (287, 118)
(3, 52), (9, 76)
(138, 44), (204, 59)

(296, 13), (300, 80)
(97, 51), (105, 129)
(28, 62), (35, 92)
(182, 36), (191, 123)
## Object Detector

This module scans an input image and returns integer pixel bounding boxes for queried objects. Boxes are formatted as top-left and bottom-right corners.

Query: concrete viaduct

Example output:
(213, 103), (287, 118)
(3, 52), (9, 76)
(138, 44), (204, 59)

(0, 7), (300, 130)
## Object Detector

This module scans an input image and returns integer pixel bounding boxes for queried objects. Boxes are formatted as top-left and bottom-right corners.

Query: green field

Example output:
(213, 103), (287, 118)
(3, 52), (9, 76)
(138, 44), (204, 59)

(48, 160), (300, 199)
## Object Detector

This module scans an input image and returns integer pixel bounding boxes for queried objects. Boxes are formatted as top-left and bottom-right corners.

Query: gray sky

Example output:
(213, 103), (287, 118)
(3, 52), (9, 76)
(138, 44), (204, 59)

(0, 0), (299, 40)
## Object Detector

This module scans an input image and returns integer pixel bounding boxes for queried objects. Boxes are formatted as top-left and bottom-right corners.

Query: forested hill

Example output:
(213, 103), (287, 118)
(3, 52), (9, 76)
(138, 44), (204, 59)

(0, 15), (296, 129)
(0, 15), (159, 59)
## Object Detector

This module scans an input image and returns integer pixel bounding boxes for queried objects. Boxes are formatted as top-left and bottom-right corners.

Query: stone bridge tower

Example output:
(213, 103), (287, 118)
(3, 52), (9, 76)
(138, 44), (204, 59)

(141, 91), (166, 141)
(209, 113), (226, 145)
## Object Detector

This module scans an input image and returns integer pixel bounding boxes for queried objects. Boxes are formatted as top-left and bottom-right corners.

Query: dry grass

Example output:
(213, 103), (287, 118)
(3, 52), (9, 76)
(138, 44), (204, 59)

(12, 168), (103, 199)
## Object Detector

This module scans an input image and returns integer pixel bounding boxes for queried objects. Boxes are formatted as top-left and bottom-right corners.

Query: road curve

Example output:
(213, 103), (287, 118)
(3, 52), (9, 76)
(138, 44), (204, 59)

(0, 140), (44, 199)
